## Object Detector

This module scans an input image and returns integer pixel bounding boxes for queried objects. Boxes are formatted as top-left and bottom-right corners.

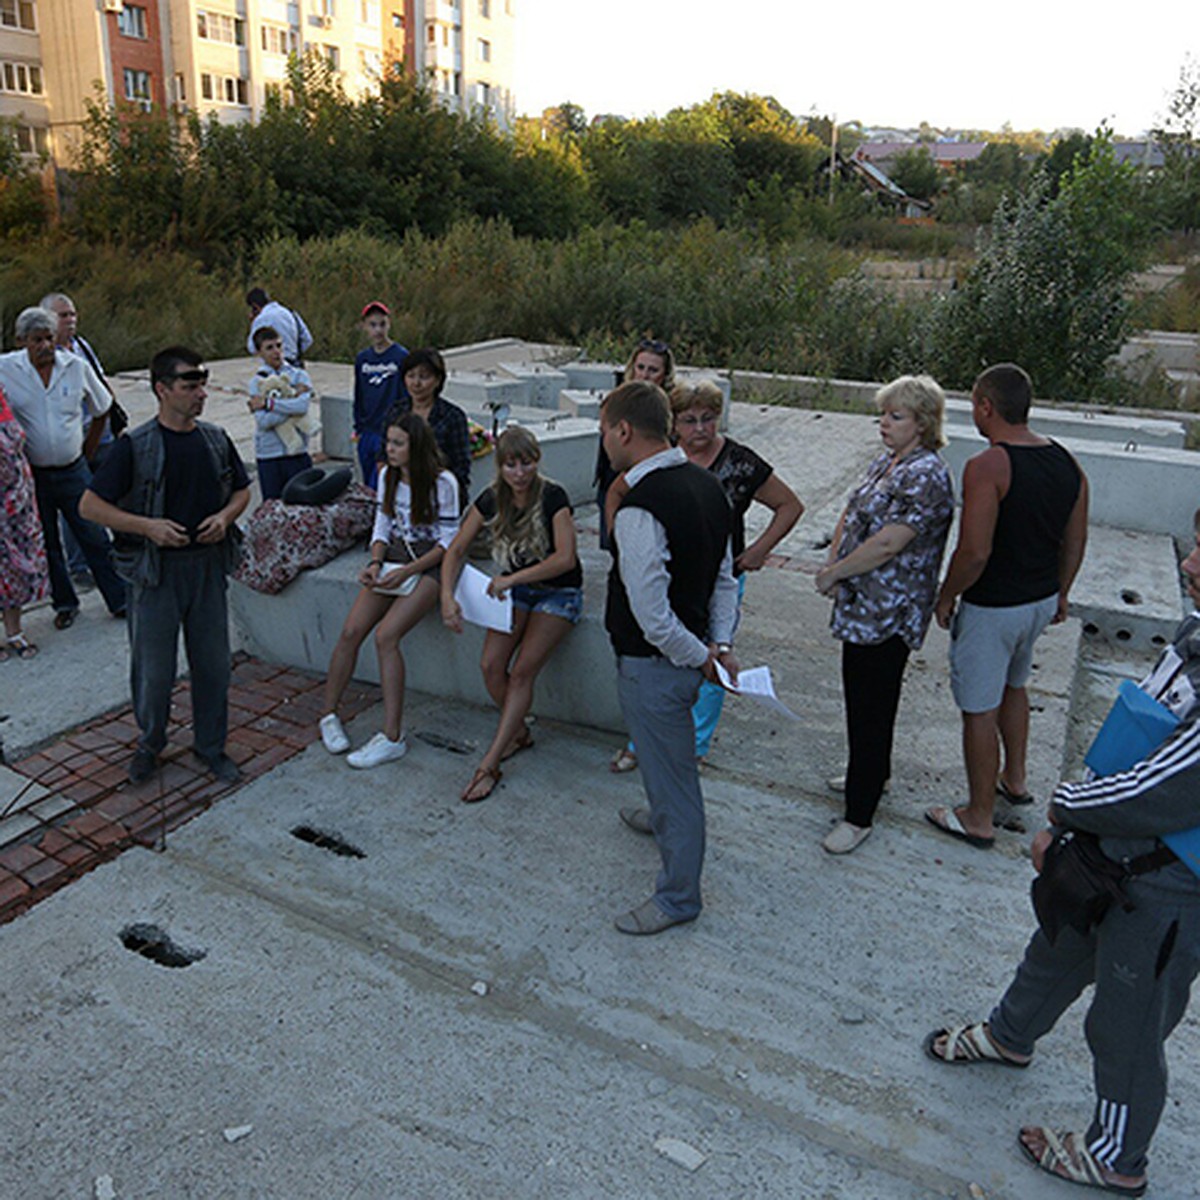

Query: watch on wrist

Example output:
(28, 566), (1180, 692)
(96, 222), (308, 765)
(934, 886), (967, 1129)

(716, 642), (733, 655)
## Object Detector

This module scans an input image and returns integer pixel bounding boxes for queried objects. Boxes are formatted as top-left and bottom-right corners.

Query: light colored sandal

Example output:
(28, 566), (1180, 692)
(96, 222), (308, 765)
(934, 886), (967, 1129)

(6, 634), (38, 660)
(609, 746), (638, 773)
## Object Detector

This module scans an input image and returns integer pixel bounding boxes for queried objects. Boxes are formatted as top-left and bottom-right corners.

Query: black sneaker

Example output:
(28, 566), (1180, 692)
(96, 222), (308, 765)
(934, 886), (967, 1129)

(128, 748), (157, 784)
(198, 752), (242, 785)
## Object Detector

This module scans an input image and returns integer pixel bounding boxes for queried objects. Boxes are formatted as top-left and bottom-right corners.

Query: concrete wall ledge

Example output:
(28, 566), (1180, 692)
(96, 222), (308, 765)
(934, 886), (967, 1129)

(231, 545), (625, 734)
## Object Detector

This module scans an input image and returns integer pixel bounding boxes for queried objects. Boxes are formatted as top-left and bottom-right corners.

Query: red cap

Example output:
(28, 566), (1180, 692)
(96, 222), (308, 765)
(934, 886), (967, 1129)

(361, 300), (390, 318)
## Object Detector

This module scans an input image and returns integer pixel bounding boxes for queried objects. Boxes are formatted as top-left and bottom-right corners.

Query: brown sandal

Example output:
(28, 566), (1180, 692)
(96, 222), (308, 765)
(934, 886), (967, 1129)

(461, 764), (502, 804)
(500, 727), (534, 762)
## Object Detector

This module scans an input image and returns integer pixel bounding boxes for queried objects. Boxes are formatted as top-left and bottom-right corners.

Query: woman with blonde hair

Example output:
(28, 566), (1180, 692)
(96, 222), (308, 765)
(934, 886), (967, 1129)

(815, 374), (954, 854)
(319, 412), (460, 768)
(442, 426), (582, 802)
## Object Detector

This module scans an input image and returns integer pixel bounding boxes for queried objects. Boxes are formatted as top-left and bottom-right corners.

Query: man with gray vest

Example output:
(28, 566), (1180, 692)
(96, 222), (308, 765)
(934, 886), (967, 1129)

(601, 381), (739, 935)
(81, 347), (250, 785)
(926, 362), (1088, 848)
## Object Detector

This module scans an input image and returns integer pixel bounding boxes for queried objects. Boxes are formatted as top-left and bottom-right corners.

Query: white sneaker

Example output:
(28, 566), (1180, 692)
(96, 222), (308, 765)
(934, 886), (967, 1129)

(826, 775), (890, 794)
(822, 820), (873, 855)
(319, 713), (350, 755)
(347, 732), (408, 769)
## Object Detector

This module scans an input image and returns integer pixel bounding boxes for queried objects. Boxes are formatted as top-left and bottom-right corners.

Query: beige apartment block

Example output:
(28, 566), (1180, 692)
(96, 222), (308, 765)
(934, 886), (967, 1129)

(406, 0), (514, 130)
(0, 0), (50, 157)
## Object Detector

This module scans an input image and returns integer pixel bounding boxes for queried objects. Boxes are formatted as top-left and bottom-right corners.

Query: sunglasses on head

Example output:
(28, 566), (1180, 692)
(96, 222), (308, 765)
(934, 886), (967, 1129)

(638, 338), (669, 354)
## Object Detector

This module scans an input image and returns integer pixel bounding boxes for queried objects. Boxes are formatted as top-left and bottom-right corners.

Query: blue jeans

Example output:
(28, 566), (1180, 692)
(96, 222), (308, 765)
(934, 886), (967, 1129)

(258, 453), (312, 501)
(129, 546), (231, 759)
(33, 459), (126, 615)
(617, 654), (705, 920)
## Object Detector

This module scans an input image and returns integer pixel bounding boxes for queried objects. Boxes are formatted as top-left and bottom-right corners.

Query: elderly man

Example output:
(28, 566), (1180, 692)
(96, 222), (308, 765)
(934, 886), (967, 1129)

(245, 287), (312, 367)
(0, 306), (126, 627)
(81, 346), (250, 785)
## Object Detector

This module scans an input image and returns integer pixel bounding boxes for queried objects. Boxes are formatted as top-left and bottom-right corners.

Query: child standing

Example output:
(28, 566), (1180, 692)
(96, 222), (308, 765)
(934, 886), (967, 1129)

(248, 326), (316, 500)
(354, 300), (407, 490)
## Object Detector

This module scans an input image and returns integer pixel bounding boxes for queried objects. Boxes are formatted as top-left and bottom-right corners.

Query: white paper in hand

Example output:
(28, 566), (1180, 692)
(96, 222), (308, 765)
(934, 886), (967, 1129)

(715, 662), (799, 721)
(454, 563), (513, 633)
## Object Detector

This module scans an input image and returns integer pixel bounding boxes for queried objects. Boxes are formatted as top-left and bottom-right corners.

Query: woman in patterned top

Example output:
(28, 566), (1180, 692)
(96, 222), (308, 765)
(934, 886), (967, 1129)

(441, 427), (582, 802)
(319, 413), (460, 769)
(605, 379), (804, 769)
(815, 375), (954, 854)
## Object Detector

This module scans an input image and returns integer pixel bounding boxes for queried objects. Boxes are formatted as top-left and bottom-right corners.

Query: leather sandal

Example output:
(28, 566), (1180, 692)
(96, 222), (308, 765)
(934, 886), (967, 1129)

(5, 634), (38, 660)
(461, 764), (502, 804)
(500, 727), (534, 762)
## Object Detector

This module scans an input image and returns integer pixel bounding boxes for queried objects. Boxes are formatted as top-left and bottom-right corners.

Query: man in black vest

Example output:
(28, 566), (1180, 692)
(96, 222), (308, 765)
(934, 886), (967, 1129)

(81, 347), (250, 786)
(601, 381), (739, 934)
(927, 363), (1088, 849)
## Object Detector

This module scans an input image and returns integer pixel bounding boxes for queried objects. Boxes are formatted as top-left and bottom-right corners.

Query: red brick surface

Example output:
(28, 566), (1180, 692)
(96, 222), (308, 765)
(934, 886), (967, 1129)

(0, 654), (379, 926)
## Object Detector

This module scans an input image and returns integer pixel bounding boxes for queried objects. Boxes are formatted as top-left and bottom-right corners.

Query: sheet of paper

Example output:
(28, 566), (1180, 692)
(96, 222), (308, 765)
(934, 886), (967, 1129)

(715, 662), (799, 721)
(454, 563), (513, 633)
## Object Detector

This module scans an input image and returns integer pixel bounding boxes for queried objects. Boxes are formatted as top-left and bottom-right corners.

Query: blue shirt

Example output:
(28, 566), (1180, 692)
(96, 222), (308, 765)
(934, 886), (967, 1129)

(354, 343), (408, 439)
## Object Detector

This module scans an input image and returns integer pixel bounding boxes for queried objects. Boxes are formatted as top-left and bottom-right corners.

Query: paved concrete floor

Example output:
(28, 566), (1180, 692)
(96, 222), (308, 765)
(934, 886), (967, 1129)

(2, 360), (1196, 1199)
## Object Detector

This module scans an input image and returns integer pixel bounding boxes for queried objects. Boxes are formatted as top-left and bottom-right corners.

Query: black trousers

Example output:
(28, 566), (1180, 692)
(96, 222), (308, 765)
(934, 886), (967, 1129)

(841, 635), (910, 827)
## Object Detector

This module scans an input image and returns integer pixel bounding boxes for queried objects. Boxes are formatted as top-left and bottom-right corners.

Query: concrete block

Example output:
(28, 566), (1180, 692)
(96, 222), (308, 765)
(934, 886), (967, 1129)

(443, 371), (530, 412)
(320, 392), (354, 462)
(943, 429), (1200, 538)
(230, 545), (623, 733)
(943, 397), (1185, 449)
(1116, 332), (1200, 375)
(563, 363), (622, 391)
(558, 389), (605, 420)
(497, 363), (570, 410)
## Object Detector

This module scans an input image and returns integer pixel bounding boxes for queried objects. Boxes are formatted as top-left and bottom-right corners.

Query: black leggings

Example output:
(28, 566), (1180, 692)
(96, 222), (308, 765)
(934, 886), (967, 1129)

(841, 635), (911, 827)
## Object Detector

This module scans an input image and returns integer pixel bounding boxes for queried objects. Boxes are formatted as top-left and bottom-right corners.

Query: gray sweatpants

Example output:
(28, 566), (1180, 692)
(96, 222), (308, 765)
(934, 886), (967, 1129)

(988, 859), (1200, 1177)
(129, 546), (231, 761)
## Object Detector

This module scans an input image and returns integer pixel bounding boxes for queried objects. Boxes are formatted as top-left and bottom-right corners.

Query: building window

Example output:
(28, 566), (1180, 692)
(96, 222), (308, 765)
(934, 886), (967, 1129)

(391, 13), (402, 28)
(426, 22), (435, 42)
(123, 67), (152, 111)
(322, 44), (340, 70)
(0, 0), (35, 32)
(175, 73), (187, 104)
(477, 38), (490, 62)
(117, 4), (147, 38)
(10, 123), (48, 155)
(200, 73), (213, 100)
(197, 10), (245, 45)
(479, 0), (489, 15)
(1, 60), (42, 95)
(262, 24), (299, 55)
(476, 81), (491, 107)
(315, 0), (336, 16)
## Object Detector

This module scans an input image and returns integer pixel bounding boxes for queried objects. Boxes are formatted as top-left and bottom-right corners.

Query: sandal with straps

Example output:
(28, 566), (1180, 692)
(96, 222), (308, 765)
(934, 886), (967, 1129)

(1019, 1127), (1148, 1196)
(461, 764), (502, 804)
(6, 634), (38, 660)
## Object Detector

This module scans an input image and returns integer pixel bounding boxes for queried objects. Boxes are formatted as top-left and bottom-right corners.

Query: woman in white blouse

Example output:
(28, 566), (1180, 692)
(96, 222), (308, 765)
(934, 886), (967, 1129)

(319, 413), (460, 768)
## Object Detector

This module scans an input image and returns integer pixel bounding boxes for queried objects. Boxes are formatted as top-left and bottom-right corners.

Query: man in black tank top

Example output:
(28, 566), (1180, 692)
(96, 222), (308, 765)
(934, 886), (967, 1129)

(926, 364), (1089, 849)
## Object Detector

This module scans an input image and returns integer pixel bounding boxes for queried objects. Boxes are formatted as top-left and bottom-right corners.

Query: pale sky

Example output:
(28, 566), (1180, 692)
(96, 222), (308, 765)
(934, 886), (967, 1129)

(513, 0), (1193, 137)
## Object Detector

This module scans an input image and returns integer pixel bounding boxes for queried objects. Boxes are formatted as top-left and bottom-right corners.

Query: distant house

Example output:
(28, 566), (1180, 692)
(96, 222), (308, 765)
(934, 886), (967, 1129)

(832, 152), (933, 218)
(855, 141), (989, 172)
(1112, 141), (1168, 170)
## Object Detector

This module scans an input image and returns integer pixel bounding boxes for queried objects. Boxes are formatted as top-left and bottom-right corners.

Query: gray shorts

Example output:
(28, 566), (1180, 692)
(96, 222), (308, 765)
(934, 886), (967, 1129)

(949, 596), (1057, 714)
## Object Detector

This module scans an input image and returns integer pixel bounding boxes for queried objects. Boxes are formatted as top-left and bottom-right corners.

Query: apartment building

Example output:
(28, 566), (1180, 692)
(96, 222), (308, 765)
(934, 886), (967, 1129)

(405, 0), (515, 130)
(2, 0), (513, 166)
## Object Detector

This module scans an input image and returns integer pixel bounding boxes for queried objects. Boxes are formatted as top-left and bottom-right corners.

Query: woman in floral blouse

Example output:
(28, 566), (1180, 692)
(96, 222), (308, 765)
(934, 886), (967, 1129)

(816, 375), (954, 855)
(1, 382), (48, 661)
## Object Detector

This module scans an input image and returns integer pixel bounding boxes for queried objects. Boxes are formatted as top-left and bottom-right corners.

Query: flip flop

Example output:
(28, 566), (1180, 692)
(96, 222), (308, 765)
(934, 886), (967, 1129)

(461, 764), (502, 804)
(1018, 1127), (1147, 1196)
(997, 780), (1035, 805)
(924, 805), (995, 849)
(6, 634), (38, 660)
(609, 747), (638, 773)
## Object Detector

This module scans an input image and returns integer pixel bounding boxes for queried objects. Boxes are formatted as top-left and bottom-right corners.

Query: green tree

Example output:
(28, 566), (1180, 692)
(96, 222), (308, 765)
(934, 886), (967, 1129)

(1152, 56), (1200, 232)
(0, 120), (47, 239)
(889, 145), (941, 201)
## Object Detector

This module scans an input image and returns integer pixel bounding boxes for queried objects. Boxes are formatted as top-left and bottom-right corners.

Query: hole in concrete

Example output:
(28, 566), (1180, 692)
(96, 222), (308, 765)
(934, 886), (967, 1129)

(1151, 635), (1167, 646)
(1083, 622), (1100, 636)
(119, 923), (206, 969)
(290, 825), (365, 858)
(1115, 628), (1132, 642)
(414, 731), (472, 754)
(1120, 589), (1143, 606)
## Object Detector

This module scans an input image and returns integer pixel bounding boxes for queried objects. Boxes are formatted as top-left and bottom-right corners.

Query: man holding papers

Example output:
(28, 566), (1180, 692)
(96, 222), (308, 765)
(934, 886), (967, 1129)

(600, 382), (738, 936)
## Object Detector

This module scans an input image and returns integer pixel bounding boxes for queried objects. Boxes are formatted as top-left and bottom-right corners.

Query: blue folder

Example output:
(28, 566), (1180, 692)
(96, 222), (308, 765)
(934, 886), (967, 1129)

(1084, 679), (1200, 878)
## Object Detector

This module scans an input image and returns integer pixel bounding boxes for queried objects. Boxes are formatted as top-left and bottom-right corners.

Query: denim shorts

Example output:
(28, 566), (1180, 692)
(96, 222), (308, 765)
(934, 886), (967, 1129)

(510, 583), (583, 624)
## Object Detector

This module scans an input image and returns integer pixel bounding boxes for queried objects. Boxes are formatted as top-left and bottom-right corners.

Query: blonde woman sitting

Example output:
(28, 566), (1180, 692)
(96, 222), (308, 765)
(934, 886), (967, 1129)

(441, 427), (583, 802)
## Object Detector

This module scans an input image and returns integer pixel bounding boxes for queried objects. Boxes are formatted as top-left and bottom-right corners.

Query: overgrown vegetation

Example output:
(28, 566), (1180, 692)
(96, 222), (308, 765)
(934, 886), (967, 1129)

(3, 54), (1198, 406)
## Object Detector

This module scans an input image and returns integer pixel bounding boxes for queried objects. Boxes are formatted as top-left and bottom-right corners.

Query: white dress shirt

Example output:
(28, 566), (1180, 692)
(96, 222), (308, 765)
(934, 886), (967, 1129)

(613, 446), (738, 669)
(0, 348), (110, 468)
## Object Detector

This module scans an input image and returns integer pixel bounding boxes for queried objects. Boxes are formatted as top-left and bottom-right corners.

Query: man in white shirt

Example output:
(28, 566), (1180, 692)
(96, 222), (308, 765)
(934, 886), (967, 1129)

(0, 307), (126, 627)
(245, 287), (312, 366)
(601, 381), (739, 935)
